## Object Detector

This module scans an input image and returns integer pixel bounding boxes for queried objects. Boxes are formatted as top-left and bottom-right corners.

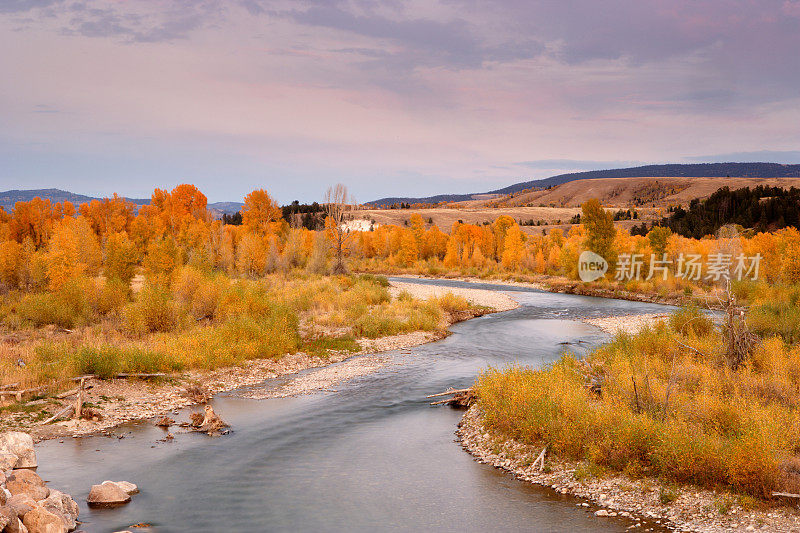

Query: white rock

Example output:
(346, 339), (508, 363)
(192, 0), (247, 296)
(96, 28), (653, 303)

(102, 480), (138, 495)
(86, 482), (130, 507)
(0, 433), (36, 469)
(0, 452), (18, 470)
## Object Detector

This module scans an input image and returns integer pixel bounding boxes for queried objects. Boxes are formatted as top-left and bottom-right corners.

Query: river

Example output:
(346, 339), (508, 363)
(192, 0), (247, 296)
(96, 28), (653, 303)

(36, 278), (675, 532)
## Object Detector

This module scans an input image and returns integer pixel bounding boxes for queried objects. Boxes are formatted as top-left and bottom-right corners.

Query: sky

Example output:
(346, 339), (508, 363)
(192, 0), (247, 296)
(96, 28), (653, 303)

(1, 0), (799, 204)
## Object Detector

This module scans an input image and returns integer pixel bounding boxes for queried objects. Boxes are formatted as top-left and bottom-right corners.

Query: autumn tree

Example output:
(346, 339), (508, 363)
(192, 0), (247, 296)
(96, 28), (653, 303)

(323, 184), (354, 274)
(105, 231), (138, 284)
(399, 231), (419, 266)
(79, 194), (135, 237)
(501, 224), (525, 270)
(0, 240), (22, 288)
(581, 199), (617, 271)
(242, 189), (282, 235)
(647, 226), (672, 257)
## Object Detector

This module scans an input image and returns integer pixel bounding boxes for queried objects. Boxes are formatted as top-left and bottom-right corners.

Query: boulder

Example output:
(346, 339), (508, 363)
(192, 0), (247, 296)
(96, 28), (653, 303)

(0, 452), (19, 471)
(0, 505), (13, 529)
(6, 471), (49, 501)
(6, 516), (28, 533)
(86, 482), (130, 507)
(0, 433), (36, 469)
(41, 490), (78, 531)
(101, 481), (138, 495)
(7, 494), (37, 518)
(22, 505), (66, 533)
(0, 488), (6, 506)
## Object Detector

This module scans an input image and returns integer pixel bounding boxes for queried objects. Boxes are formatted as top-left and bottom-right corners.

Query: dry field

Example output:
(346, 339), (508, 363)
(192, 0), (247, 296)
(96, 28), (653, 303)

(354, 205), (661, 235)
(356, 176), (800, 234)
(477, 176), (800, 208)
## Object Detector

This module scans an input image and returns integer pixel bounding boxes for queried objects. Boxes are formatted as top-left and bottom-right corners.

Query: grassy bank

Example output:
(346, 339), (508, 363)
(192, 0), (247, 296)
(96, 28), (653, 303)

(475, 303), (800, 499)
(0, 270), (471, 390)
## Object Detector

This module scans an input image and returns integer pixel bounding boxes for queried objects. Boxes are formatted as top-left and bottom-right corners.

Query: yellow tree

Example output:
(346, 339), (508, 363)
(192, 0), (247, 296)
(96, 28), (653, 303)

(492, 215), (515, 260)
(47, 221), (84, 291)
(501, 224), (525, 270)
(399, 231), (419, 266)
(0, 240), (22, 288)
(242, 189), (282, 235)
(105, 231), (138, 284)
(143, 236), (179, 287)
(409, 213), (426, 247)
(581, 199), (617, 271)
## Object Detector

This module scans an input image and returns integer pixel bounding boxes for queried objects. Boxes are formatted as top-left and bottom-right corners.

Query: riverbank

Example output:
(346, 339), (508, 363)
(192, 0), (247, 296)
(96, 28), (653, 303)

(458, 405), (800, 533)
(376, 272), (716, 309)
(581, 313), (670, 335)
(2, 279), (516, 441)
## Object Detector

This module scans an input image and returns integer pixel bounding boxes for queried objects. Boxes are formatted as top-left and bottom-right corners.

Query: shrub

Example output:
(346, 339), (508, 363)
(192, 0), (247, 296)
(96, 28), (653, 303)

(434, 292), (471, 314)
(124, 285), (179, 335)
(475, 322), (800, 498)
(15, 277), (98, 328)
(669, 304), (714, 337)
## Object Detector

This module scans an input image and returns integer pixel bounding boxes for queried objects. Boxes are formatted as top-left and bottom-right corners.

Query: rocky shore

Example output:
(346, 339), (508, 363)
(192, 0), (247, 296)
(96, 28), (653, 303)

(388, 280), (519, 312)
(387, 273), (710, 309)
(0, 431), (81, 532)
(582, 313), (670, 335)
(458, 405), (800, 533)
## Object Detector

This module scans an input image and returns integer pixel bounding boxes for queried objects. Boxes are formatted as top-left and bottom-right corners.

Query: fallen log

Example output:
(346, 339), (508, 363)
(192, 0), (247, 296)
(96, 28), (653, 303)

(531, 445), (548, 471)
(115, 373), (167, 379)
(426, 388), (472, 398)
(0, 386), (47, 402)
(427, 387), (476, 408)
(41, 405), (75, 425)
(772, 492), (800, 499)
(56, 383), (95, 399)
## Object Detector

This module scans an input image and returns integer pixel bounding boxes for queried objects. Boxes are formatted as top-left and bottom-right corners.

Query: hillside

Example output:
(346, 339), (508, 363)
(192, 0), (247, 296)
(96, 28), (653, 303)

(367, 162), (800, 206)
(0, 188), (243, 216)
(470, 176), (800, 209)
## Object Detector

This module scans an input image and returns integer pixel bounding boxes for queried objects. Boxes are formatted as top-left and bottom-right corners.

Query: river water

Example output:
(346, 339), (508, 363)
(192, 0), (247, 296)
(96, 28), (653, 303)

(36, 279), (675, 532)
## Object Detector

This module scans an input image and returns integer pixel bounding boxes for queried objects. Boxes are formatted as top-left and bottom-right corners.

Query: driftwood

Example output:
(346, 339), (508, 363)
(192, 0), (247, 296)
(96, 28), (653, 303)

(531, 446), (548, 471)
(41, 405), (74, 425)
(69, 373), (166, 382)
(773, 492), (800, 499)
(196, 405), (229, 435)
(426, 388), (472, 398)
(73, 378), (85, 420)
(0, 386), (46, 402)
(427, 387), (476, 408)
(56, 384), (94, 399)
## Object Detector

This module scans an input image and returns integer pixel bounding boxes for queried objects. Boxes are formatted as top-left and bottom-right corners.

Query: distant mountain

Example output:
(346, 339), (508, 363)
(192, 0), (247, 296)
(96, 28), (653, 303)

(207, 201), (244, 214)
(366, 162), (800, 206)
(0, 188), (243, 217)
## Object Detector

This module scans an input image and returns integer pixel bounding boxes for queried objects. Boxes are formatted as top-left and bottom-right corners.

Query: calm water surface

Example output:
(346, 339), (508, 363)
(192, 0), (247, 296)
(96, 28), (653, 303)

(37, 279), (674, 532)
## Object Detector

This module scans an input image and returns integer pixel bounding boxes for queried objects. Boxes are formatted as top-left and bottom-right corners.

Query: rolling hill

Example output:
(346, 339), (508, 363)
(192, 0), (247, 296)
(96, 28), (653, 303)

(0, 188), (243, 217)
(367, 162), (800, 206)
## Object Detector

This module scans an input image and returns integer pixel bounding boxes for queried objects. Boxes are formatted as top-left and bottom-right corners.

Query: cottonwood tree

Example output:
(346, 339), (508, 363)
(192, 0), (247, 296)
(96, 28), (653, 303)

(582, 199), (617, 271)
(323, 184), (354, 274)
